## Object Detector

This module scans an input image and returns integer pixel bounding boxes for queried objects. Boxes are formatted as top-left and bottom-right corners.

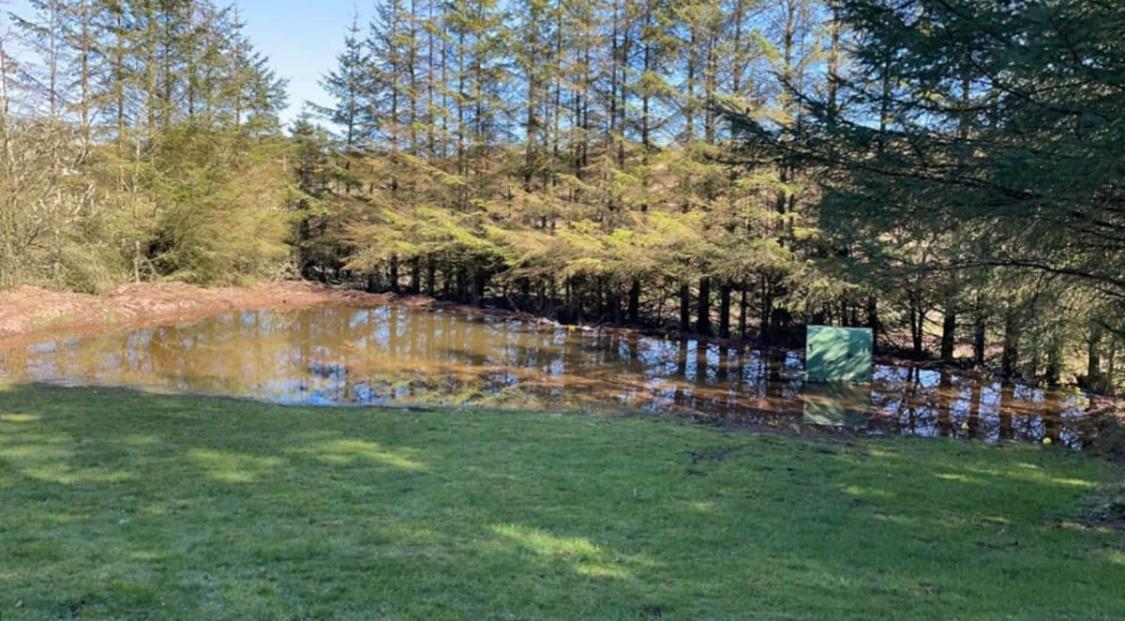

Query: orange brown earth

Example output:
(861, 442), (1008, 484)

(0, 281), (428, 347)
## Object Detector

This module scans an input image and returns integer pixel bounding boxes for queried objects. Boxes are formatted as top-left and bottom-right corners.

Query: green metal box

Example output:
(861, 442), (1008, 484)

(805, 326), (873, 383)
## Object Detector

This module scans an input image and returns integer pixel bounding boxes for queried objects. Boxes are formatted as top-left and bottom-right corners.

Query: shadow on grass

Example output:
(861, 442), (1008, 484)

(0, 383), (1122, 620)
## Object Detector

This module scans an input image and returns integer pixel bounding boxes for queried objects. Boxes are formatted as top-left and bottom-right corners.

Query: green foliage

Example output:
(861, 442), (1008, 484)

(0, 0), (293, 291)
(727, 0), (1125, 376)
(145, 131), (294, 284)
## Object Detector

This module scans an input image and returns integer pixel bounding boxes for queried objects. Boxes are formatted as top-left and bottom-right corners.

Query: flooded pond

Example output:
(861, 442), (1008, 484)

(0, 304), (1095, 447)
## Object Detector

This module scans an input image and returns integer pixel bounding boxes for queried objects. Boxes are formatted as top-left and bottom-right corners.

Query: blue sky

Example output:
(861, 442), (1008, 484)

(3, 0), (360, 126)
(233, 0), (358, 124)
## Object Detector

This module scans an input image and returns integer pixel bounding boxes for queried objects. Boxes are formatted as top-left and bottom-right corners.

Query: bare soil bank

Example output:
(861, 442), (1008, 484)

(0, 281), (423, 347)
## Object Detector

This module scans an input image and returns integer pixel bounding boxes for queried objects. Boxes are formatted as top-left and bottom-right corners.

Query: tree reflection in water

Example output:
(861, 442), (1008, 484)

(0, 304), (1095, 447)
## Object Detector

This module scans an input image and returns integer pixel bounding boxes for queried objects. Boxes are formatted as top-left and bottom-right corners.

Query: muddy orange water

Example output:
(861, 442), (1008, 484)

(0, 304), (1096, 447)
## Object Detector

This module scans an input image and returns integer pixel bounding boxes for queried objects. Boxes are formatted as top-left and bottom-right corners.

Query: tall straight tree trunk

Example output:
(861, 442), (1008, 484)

(1107, 337), (1118, 395)
(76, 0), (93, 151)
(607, 0), (619, 153)
(410, 258), (421, 293)
(456, 28), (467, 200)
(426, 259), (436, 296)
(639, 1), (652, 167)
(1087, 323), (1103, 389)
(521, 0), (542, 192)
(684, 21), (695, 141)
(426, 0), (437, 155)
(0, 38), (12, 174)
(142, 3), (158, 139)
(973, 295), (987, 366)
(679, 283), (691, 333)
(1001, 306), (1020, 382)
(697, 277), (711, 335)
(940, 308), (957, 360)
(408, 0), (419, 156)
(549, 5), (562, 184)
(616, 1), (630, 168)
(472, 270), (486, 308)
(1046, 329), (1063, 387)
(627, 279), (640, 324)
(389, 0), (402, 192)
(731, 0), (746, 93)
(113, 9), (127, 142)
(44, 3), (60, 120)
(739, 286), (749, 340)
(702, 6), (718, 145)
(718, 283), (731, 339)
(760, 277), (773, 344)
(389, 255), (400, 293)
(909, 288), (924, 357)
(866, 295), (878, 350)
(826, 4), (840, 128)
(439, 12), (450, 159)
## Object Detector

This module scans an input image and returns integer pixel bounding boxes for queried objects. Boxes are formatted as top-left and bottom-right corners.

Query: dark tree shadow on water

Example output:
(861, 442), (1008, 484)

(0, 384), (1121, 620)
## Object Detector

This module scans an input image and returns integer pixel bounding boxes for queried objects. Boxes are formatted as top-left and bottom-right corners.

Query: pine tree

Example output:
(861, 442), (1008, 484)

(316, 15), (370, 150)
(8, 0), (66, 120)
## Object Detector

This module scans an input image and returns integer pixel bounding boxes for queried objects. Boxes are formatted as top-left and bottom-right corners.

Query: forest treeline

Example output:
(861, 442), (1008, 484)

(0, 0), (1121, 392)
(0, 0), (289, 289)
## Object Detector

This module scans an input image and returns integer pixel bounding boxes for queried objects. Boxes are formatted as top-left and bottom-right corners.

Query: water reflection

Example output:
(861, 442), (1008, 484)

(0, 305), (1093, 447)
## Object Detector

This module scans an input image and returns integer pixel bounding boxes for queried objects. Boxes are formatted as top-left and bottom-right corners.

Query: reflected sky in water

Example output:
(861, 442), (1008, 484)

(0, 305), (1094, 447)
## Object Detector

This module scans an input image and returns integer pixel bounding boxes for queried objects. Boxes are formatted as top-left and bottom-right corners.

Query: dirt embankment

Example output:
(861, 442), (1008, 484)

(0, 281), (424, 347)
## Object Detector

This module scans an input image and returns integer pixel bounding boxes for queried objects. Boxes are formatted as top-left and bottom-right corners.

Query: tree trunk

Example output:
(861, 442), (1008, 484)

(697, 277), (711, 335)
(1107, 337), (1117, 395)
(608, 287), (622, 324)
(909, 288), (924, 357)
(739, 286), (749, 340)
(473, 270), (486, 308)
(718, 283), (731, 339)
(425, 259), (436, 297)
(940, 308), (956, 360)
(973, 302), (987, 367)
(1087, 323), (1103, 390)
(679, 283), (691, 333)
(410, 257), (421, 293)
(627, 279), (640, 324)
(564, 278), (573, 323)
(1001, 306), (1020, 382)
(1046, 330), (1062, 387)
(388, 255), (400, 293)
(866, 295), (878, 350)
(760, 277), (773, 344)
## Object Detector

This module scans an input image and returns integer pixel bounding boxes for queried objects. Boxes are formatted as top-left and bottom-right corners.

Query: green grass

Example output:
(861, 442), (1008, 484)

(0, 385), (1122, 620)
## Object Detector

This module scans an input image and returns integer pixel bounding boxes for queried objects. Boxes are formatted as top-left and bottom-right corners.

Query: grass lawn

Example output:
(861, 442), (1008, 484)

(0, 384), (1122, 620)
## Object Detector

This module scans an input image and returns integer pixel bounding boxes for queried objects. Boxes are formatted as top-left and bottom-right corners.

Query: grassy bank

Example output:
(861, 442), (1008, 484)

(0, 385), (1121, 620)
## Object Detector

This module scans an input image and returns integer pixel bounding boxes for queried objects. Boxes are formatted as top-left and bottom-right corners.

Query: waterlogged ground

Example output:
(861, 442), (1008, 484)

(0, 304), (1095, 446)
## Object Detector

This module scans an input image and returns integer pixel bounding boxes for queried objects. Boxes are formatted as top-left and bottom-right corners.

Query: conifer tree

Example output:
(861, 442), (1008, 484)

(316, 15), (370, 150)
